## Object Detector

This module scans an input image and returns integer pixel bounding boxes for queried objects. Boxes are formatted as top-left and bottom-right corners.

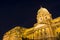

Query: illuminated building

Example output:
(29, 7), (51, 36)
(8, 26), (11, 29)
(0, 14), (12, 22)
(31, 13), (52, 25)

(3, 7), (60, 40)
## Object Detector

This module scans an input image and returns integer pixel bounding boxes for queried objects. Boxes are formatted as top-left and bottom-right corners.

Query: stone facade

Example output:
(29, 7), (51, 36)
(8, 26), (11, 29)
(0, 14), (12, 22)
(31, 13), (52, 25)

(3, 7), (60, 40)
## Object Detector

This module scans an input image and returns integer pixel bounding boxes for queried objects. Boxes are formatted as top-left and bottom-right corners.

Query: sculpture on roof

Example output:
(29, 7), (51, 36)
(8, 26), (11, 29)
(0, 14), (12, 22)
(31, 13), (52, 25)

(3, 7), (60, 40)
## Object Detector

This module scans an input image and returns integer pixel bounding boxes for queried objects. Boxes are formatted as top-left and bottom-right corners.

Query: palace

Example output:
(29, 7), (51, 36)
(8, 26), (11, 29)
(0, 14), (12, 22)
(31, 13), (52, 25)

(3, 7), (60, 40)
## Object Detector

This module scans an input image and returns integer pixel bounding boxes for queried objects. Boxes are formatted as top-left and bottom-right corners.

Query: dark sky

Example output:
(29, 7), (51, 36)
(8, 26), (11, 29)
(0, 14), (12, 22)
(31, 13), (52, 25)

(0, 0), (60, 40)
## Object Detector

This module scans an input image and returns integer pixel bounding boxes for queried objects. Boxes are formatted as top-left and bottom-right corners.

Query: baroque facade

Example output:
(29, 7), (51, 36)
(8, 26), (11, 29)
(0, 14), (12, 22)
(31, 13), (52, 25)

(3, 7), (60, 40)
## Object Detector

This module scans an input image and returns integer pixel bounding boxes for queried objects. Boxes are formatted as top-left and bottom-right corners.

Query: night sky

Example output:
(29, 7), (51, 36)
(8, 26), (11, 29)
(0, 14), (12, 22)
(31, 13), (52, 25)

(0, 0), (60, 40)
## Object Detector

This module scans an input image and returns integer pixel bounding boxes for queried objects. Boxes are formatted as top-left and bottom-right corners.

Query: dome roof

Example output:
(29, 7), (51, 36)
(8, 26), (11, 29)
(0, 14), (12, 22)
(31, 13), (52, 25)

(37, 7), (51, 17)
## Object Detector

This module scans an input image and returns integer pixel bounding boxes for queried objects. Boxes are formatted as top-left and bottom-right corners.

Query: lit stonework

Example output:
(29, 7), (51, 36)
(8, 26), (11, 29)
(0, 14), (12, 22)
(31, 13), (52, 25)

(3, 7), (60, 40)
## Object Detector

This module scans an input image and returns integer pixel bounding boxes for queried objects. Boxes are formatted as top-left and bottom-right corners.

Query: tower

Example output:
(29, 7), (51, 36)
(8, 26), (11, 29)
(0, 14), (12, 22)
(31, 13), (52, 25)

(33, 7), (56, 40)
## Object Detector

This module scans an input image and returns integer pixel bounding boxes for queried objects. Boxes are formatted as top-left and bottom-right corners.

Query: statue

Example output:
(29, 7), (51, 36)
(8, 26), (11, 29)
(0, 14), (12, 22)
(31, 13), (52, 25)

(3, 7), (60, 40)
